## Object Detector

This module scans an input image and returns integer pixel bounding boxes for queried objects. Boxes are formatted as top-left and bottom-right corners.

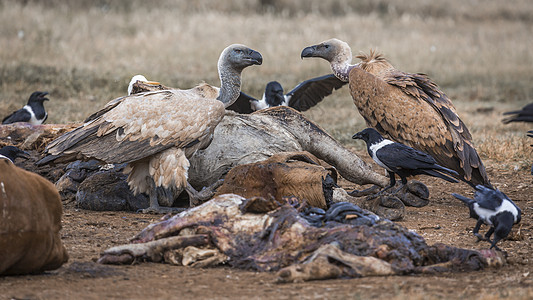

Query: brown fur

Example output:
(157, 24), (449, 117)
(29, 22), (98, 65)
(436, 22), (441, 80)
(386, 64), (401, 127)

(0, 159), (68, 275)
(215, 152), (336, 209)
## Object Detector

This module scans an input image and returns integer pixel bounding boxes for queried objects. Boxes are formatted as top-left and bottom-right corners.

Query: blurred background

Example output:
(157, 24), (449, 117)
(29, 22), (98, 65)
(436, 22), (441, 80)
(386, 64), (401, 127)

(0, 0), (532, 167)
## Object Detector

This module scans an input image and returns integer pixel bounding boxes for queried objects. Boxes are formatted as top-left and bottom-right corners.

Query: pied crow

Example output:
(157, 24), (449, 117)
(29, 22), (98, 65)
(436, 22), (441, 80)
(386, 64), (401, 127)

(452, 185), (521, 250)
(0, 146), (30, 163)
(227, 74), (347, 113)
(352, 127), (459, 193)
(2, 91), (49, 125)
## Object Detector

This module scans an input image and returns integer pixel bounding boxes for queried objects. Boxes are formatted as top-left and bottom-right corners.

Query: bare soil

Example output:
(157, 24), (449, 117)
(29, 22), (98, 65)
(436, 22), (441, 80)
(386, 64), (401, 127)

(1, 155), (532, 300)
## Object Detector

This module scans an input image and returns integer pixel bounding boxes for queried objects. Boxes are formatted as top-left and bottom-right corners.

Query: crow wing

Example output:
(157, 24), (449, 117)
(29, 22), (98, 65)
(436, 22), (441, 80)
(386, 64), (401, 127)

(287, 74), (347, 111)
(375, 143), (438, 170)
(502, 103), (533, 123)
(2, 108), (31, 124)
(226, 92), (255, 114)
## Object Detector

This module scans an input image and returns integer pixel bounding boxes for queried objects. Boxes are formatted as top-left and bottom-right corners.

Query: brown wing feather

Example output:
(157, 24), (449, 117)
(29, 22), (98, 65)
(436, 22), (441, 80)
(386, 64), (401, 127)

(349, 67), (489, 186)
(45, 87), (224, 164)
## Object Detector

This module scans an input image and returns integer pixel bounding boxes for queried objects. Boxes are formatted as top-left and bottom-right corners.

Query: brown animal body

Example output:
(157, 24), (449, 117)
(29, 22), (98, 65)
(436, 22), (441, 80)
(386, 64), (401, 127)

(301, 39), (490, 187)
(0, 158), (68, 275)
(216, 152), (337, 209)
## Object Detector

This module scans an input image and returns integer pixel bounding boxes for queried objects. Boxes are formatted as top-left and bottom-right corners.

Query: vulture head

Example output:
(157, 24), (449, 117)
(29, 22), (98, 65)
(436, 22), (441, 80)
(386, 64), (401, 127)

(127, 75), (160, 95)
(301, 39), (352, 66)
(218, 44), (263, 72)
(301, 39), (354, 82)
(264, 81), (285, 107)
(27, 91), (49, 104)
(217, 44), (263, 107)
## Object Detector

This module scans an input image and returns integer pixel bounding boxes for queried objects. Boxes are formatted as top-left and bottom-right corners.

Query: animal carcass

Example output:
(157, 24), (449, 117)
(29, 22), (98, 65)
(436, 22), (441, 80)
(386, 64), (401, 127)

(98, 194), (504, 282)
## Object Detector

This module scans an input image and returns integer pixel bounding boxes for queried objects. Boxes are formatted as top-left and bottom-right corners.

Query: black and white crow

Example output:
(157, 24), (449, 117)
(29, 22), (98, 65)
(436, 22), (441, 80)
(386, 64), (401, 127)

(2, 91), (49, 125)
(352, 128), (459, 193)
(227, 74), (347, 113)
(452, 185), (521, 250)
(0, 146), (30, 162)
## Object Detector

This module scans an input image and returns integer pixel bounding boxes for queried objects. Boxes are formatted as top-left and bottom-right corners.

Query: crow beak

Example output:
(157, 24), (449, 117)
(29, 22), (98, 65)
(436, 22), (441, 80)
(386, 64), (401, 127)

(248, 49), (263, 65)
(301, 45), (318, 59)
(17, 150), (31, 160)
(352, 133), (362, 140)
(41, 92), (49, 101)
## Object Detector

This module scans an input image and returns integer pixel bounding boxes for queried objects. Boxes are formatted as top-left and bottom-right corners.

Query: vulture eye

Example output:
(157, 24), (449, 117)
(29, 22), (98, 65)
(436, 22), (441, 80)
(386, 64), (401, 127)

(234, 49), (243, 54)
(324, 44), (330, 49)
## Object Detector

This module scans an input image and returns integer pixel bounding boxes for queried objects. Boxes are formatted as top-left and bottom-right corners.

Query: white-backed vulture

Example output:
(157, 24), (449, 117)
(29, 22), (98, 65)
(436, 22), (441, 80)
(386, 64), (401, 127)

(227, 74), (347, 113)
(127, 75), (161, 96)
(37, 44), (263, 213)
(301, 39), (490, 187)
(2, 91), (49, 125)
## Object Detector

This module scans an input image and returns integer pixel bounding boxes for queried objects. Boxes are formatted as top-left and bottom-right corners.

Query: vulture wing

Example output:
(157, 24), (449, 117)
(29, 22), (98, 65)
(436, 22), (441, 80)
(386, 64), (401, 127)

(84, 96), (127, 123)
(46, 89), (224, 164)
(2, 108), (31, 124)
(287, 74), (347, 111)
(226, 92), (255, 114)
(349, 67), (489, 186)
(502, 103), (533, 123)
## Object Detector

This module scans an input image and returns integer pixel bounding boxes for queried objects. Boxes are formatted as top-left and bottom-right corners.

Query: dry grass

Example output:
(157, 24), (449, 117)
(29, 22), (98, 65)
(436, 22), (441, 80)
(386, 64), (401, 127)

(0, 0), (532, 167)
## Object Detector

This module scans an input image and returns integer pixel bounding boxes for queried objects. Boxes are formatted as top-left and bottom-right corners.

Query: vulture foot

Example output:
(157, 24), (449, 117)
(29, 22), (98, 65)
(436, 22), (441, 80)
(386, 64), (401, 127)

(363, 193), (405, 221)
(138, 206), (187, 214)
(186, 180), (224, 206)
(395, 180), (430, 207)
(364, 180), (429, 208)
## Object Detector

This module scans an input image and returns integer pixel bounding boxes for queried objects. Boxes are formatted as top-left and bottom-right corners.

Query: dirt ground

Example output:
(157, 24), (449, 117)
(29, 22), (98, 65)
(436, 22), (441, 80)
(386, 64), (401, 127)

(1, 154), (532, 300)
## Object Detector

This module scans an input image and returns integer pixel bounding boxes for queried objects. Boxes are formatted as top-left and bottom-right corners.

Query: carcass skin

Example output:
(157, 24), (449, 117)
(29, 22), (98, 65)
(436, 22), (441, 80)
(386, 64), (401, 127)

(98, 194), (505, 282)
(188, 106), (388, 189)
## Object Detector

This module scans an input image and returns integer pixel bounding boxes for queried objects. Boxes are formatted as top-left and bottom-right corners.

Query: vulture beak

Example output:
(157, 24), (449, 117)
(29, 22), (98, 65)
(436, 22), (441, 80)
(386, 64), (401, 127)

(301, 45), (318, 59)
(247, 49), (263, 65)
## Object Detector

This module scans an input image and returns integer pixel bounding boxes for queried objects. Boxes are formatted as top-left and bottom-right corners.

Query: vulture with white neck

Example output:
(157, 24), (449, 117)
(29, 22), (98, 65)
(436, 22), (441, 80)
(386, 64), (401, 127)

(37, 44), (262, 213)
(301, 38), (490, 187)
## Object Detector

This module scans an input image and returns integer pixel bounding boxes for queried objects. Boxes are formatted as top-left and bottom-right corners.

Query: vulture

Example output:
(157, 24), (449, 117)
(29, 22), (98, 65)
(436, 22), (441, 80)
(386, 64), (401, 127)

(301, 38), (490, 187)
(37, 44), (263, 213)
(2, 91), (50, 125)
(127, 75), (160, 96)
(226, 74), (347, 113)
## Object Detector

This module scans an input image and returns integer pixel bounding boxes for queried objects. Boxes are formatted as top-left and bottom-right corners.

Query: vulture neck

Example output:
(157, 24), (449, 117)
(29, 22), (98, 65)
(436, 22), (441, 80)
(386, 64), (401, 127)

(330, 55), (358, 83)
(217, 64), (242, 108)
